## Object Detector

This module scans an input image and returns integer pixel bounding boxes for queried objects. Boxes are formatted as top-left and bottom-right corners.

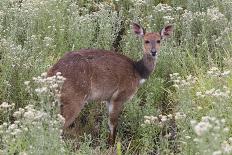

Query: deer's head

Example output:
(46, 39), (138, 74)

(132, 23), (173, 57)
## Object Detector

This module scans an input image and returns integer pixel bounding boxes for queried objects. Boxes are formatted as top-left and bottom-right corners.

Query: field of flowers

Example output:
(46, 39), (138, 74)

(0, 0), (232, 154)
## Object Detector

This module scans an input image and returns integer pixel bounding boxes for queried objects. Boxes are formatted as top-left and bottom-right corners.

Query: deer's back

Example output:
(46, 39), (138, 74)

(48, 49), (140, 101)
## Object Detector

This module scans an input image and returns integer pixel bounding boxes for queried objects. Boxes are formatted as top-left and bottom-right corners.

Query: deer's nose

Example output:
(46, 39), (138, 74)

(151, 49), (157, 56)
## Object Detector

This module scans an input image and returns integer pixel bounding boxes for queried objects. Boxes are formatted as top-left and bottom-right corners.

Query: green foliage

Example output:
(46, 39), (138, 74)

(0, 0), (232, 154)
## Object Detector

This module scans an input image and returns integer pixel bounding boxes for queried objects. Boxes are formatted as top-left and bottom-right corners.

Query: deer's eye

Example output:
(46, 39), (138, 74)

(145, 40), (150, 44)
(157, 40), (161, 43)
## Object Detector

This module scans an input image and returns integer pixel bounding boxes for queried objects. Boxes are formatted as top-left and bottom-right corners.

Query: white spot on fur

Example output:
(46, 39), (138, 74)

(108, 103), (113, 113)
(139, 79), (146, 84)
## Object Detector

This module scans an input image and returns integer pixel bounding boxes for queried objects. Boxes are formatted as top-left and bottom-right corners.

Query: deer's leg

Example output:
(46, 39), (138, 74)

(61, 96), (86, 128)
(107, 89), (134, 146)
(107, 100), (123, 146)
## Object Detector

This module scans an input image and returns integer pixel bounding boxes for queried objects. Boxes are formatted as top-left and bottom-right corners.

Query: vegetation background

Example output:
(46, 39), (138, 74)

(0, 0), (232, 154)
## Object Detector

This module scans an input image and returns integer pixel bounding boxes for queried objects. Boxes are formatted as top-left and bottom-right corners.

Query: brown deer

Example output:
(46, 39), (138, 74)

(47, 23), (173, 145)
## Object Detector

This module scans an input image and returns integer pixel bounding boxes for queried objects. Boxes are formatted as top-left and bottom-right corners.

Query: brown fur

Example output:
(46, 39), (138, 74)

(47, 23), (173, 145)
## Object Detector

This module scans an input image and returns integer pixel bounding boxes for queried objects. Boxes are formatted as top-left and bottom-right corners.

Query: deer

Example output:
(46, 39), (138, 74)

(47, 23), (173, 145)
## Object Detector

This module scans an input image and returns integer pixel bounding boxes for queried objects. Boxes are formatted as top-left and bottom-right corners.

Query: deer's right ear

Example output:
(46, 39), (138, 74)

(132, 23), (145, 37)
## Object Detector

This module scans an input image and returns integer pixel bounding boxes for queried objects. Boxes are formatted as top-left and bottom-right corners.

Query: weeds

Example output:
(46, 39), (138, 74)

(0, 0), (232, 154)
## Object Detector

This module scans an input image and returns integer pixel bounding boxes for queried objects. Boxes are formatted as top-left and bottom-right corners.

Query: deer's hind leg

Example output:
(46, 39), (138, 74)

(60, 93), (87, 129)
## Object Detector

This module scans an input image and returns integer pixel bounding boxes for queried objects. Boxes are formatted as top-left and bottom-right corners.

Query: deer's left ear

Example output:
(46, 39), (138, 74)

(160, 25), (173, 39)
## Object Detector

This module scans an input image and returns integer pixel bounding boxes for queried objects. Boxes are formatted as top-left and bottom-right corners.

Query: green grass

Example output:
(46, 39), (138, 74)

(0, 0), (232, 154)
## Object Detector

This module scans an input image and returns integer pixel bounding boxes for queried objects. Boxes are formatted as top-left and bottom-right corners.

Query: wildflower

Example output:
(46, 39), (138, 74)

(212, 150), (222, 155)
(172, 73), (179, 76)
(173, 84), (179, 89)
(150, 116), (158, 122)
(0, 102), (12, 109)
(11, 129), (22, 136)
(56, 72), (62, 76)
(161, 115), (167, 122)
(221, 141), (232, 153)
(24, 111), (35, 119)
(223, 127), (229, 133)
(228, 137), (232, 143)
(167, 114), (173, 118)
(196, 92), (202, 96)
(207, 70), (214, 74)
(35, 87), (48, 94)
(24, 81), (30, 85)
(175, 112), (186, 120)
(57, 114), (65, 124)
(13, 110), (24, 118)
(221, 70), (230, 77)
(50, 83), (58, 89)
(164, 133), (171, 138)
(8, 124), (17, 130)
(144, 116), (150, 120)
(41, 72), (47, 77)
(207, 8), (225, 21)
(211, 67), (219, 71)
(205, 88), (215, 95)
(19, 152), (28, 155)
(176, 7), (183, 11)
(190, 120), (197, 125)
(193, 121), (211, 136)
(144, 119), (151, 124)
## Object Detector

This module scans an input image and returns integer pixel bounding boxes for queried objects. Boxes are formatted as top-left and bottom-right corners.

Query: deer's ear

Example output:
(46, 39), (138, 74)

(160, 25), (173, 39)
(132, 23), (145, 37)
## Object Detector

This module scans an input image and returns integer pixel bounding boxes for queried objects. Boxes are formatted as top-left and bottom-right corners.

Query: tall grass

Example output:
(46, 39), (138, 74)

(0, 0), (232, 154)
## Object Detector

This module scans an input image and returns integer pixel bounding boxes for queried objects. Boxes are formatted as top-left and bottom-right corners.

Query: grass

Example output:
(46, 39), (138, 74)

(0, 0), (232, 154)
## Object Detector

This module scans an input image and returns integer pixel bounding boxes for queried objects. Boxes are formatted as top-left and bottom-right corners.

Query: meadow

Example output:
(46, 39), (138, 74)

(0, 0), (232, 154)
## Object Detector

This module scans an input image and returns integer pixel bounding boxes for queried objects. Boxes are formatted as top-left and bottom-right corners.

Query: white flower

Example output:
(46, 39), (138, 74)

(176, 7), (183, 11)
(41, 72), (47, 77)
(211, 67), (219, 71)
(223, 127), (229, 133)
(144, 116), (150, 120)
(212, 150), (222, 155)
(221, 141), (232, 153)
(190, 120), (197, 126)
(207, 70), (214, 74)
(35, 87), (48, 94)
(57, 114), (65, 124)
(11, 129), (22, 136)
(194, 121), (211, 136)
(19, 152), (28, 155)
(24, 81), (30, 85)
(13, 110), (24, 118)
(24, 111), (35, 119)
(0, 102), (12, 109)
(8, 124), (17, 130)
(221, 70), (230, 77)
(173, 84), (179, 89)
(196, 92), (202, 96)
(161, 115), (167, 122)
(205, 88), (215, 95)
(144, 119), (151, 124)
(172, 73), (179, 76)
(150, 116), (158, 122)
(175, 112), (186, 120)
(167, 114), (173, 118)
(56, 72), (62, 76)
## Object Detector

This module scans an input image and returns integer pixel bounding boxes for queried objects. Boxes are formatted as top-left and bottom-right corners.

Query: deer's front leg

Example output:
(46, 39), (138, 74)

(107, 100), (123, 146)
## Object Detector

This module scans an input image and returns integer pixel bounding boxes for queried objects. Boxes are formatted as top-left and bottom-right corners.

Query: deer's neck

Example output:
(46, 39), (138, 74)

(134, 54), (156, 79)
